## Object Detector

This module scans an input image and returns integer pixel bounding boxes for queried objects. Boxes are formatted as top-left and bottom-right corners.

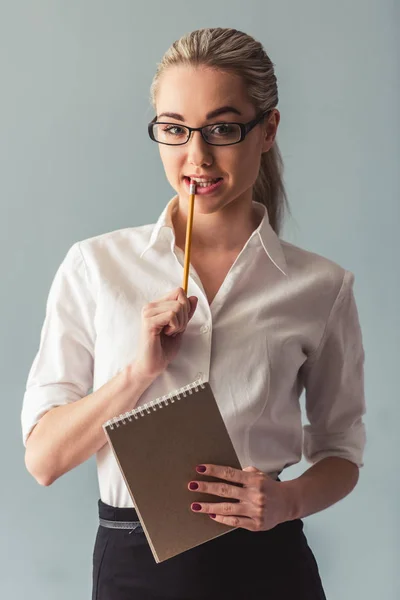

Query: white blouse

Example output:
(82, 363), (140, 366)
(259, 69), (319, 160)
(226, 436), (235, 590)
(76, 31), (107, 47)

(21, 195), (367, 507)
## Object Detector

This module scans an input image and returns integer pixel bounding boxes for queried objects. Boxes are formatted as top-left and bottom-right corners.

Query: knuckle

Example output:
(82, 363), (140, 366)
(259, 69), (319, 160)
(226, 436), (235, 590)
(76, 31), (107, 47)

(231, 517), (240, 527)
(255, 474), (264, 490)
(219, 484), (230, 497)
(142, 306), (152, 319)
(255, 492), (266, 508)
(224, 466), (236, 480)
(255, 506), (264, 520)
(222, 503), (232, 514)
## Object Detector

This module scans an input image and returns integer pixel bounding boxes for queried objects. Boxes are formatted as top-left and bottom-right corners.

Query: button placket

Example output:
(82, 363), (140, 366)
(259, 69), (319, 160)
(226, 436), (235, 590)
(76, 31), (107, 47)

(194, 308), (213, 384)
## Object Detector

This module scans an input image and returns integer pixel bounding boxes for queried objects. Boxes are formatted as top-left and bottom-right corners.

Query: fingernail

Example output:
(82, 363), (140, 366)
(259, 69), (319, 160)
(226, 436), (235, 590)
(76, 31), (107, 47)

(196, 465), (206, 473)
(189, 482), (199, 490)
(209, 514), (216, 519)
(191, 503), (202, 511)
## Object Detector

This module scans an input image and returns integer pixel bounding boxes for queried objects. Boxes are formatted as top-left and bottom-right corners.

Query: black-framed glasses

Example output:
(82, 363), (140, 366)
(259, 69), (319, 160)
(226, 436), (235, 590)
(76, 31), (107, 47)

(148, 110), (271, 146)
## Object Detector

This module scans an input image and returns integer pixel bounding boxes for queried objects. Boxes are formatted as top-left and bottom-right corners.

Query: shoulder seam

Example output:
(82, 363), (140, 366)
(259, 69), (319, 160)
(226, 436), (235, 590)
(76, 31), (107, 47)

(306, 269), (352, 364)
(75, 242), (89, 283)
(74, 241), (96, 304)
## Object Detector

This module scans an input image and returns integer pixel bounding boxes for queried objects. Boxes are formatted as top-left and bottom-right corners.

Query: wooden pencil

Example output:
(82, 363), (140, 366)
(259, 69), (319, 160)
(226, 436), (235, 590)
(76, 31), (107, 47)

(182, 180), (196, 294)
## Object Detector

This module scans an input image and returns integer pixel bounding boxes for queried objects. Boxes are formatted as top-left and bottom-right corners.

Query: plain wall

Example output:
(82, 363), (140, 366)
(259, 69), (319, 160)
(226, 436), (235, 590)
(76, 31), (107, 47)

(1, 1), (398, 598)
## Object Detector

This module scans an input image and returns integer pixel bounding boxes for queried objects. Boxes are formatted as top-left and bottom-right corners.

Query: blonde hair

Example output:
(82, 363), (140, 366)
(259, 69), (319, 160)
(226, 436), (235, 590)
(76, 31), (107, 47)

(150, 27), (290, 235)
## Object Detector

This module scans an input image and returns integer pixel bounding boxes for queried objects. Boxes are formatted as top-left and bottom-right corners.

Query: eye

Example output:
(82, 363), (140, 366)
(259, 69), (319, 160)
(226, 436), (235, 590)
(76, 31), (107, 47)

(162, 125), (186, 136)
(210, 123), (235, 136)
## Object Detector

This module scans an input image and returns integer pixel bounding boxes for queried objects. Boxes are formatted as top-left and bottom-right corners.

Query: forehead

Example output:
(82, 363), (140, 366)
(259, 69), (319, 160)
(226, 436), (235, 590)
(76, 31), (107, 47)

(156, 65), (254, 120)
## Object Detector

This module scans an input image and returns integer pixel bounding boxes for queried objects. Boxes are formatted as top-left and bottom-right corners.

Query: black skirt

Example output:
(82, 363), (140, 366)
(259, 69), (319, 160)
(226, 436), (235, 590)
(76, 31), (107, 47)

(93, 498), (327, 600)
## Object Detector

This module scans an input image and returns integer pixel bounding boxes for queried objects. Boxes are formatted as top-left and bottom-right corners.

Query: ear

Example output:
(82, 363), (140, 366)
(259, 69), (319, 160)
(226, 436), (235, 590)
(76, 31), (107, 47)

(261, 109), (280, 154)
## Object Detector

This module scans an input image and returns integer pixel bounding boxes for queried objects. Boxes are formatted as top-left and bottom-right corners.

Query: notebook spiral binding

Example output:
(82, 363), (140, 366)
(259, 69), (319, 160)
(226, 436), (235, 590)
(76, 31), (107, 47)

(103, 378), (206, 431)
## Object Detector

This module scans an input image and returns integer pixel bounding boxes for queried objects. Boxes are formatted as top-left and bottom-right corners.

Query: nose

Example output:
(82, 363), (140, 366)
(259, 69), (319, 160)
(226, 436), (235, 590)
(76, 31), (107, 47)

(186, 130), (213, 168)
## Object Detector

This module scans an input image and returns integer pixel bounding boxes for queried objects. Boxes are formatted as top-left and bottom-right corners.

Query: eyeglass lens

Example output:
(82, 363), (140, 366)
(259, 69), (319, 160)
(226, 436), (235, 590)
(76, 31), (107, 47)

(152, 123), (242, 145)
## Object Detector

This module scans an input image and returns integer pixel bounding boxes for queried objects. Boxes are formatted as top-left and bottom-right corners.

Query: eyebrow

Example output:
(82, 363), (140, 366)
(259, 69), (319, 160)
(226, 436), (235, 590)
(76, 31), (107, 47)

(157, 106), (243, 122)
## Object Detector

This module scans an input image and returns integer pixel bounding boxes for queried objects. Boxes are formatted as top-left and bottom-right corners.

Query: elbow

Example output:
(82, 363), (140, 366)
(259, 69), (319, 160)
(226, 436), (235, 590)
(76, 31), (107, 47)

(35, 473), (55, 487)
(24, 440), (57, 487)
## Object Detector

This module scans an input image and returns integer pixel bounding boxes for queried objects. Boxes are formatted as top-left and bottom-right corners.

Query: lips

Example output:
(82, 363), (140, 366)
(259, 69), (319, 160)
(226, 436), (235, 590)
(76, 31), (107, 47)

(183, 176), (223, 183)
(183, 176), (224, 195)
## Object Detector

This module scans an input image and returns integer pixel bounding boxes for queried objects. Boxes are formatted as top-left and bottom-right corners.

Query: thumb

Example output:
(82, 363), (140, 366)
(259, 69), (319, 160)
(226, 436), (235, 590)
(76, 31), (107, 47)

(188, 296), (198, 320)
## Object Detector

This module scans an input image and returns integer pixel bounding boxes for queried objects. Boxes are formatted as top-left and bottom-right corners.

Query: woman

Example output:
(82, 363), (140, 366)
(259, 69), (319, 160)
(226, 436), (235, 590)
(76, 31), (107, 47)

(22, 28), (366, 599)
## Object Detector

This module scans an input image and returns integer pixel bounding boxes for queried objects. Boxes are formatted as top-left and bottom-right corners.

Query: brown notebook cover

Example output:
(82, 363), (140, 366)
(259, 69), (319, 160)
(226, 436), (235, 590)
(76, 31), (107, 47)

(102, 380), (243, 563)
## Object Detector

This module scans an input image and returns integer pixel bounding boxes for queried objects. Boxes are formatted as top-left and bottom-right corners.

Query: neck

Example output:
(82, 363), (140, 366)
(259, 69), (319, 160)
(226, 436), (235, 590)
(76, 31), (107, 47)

(173, 193), (262, 254)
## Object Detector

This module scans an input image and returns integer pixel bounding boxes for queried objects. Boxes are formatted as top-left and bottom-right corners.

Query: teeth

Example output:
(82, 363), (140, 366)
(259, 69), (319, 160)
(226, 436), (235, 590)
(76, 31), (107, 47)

(189, 178), (220, 187)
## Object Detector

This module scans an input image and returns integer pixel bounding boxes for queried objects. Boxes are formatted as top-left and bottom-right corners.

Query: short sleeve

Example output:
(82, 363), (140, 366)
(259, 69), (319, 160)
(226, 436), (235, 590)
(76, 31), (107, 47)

(300, 270), (367, 468)
(21, 242), (95, 447)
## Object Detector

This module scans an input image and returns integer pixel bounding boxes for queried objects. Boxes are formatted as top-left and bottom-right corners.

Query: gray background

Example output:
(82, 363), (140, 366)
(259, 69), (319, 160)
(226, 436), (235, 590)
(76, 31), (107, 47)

(1, 1), (398, 598)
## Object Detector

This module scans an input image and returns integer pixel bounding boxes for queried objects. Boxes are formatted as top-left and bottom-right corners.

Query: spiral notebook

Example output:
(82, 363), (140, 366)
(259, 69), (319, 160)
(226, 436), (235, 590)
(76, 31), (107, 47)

(102, 379), (242, 563)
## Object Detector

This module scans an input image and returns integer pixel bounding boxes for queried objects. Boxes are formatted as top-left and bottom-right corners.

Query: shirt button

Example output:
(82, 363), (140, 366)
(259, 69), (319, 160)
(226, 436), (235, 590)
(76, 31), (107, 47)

(200, 324), (210, 334)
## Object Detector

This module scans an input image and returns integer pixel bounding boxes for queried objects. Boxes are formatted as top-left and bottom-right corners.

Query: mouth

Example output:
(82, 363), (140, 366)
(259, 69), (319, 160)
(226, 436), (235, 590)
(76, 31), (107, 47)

(183, 176), (224, 195)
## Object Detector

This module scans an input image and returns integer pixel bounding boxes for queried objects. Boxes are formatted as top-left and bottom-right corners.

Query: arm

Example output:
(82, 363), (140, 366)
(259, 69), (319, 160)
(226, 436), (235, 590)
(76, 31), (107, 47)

(22, 242), (156, 485)
(287, 269), (366, 520)
(284, 456), (359, 521)
(25, 363), (155, 487)
(22, 244), (195, 487)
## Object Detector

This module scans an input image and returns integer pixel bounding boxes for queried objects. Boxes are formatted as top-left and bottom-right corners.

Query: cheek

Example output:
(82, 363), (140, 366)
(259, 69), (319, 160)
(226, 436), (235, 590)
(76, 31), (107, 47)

(160, 148), (180, 185)
(231, 147), (262, 184)
(159, 148), (183, 180)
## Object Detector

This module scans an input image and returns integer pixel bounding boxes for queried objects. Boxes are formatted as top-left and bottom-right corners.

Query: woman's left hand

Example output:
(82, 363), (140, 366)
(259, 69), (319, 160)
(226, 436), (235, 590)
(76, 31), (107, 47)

(188, 464), (294, 531)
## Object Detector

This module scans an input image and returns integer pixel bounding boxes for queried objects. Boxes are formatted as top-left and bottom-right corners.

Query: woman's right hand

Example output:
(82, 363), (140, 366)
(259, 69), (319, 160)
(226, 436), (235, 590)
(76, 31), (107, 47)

(134, 287), (198, 379)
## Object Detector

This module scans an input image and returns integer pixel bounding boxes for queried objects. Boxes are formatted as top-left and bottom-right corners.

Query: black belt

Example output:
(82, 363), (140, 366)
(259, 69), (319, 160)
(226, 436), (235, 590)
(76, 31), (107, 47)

(99, 518), (144, 533)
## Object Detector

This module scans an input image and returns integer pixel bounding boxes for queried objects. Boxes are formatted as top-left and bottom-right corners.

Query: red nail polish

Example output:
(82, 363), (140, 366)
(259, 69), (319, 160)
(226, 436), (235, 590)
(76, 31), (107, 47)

(192, 503), (202, 511)
(196, 465), (206, 473)
(189, 482), (199, 490)
(209, 514), (216, 518)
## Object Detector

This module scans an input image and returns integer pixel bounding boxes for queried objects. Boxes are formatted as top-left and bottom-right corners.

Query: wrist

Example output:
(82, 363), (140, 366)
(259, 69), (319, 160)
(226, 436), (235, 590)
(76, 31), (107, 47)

(280, 479), (302, 522)
(124, 361), (159, 391)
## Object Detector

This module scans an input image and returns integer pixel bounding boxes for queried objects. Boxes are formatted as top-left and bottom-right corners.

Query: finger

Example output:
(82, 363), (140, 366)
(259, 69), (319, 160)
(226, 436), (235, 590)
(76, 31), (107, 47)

(169, 303), (183, 332)
(176, 289), (188, 328)
(207, 514), (257, 531)
(164, 292), (190, 333)
(195, 464), (252, 486)
(190, 501), (257, 531)
(164, 310), (181, 334)
(190, 500), (248, 517)
(188, 479), (246, 501)
(148, 311), (180, 336)
(187, 296), (198, 321)
(189, 483), (267, 524)
(143, 300), (181, 318)
(144, 301), (183, 332)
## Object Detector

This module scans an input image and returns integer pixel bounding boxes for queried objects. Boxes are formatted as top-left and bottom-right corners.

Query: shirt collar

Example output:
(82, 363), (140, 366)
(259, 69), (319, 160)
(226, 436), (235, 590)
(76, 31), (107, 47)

(140, 195), (287, 277)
